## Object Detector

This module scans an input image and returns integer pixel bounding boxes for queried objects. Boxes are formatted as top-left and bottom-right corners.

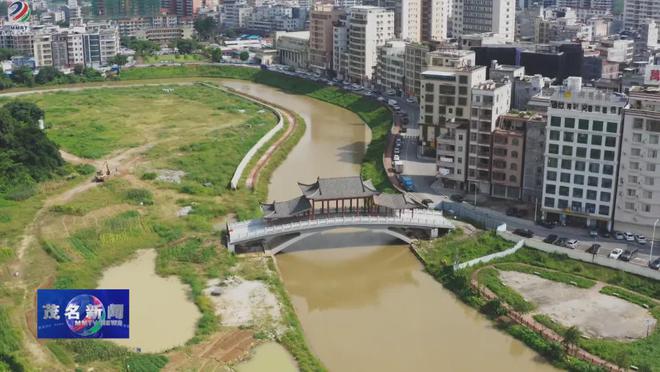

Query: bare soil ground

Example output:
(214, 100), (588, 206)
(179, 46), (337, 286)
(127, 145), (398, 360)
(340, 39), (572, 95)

(204, 277), (282, 328)
(164, 329), (255, 371)
(499, 270), (656, 340)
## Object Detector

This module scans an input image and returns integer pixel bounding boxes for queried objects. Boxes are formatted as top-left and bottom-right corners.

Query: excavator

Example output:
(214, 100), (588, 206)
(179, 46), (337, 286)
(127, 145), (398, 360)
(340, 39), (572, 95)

(94, 162), (111, 183)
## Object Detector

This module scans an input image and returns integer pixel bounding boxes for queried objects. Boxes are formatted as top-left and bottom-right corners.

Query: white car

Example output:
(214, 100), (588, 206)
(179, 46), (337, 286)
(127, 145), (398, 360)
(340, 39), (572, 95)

(635, 235), (647, 244)
(377, 97), (385, 102)
(393, 155), (400, 161)
(624, 232), (635, 241)
(608, 248), (624, 259)
(406, 97), (417, 103)
(565, 239), (579, 249)
(615, 231), (624, 240)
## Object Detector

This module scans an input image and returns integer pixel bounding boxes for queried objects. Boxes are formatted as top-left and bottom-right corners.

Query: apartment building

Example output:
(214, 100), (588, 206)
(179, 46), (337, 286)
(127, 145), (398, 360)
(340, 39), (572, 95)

(467, 80), (511, 194)
(452, 0), (515, 42)
(309, 5), (345, 75)
(614, 84), (660, 236)
(346, 6), (395, 84)
(418, 49), (486, 152)
(624, 0), (660, 33)
(403, 42), (429, 97)
(541, 77), (628, 230)
(436, 118), (470, 190)
(420, 0), (450, 42)
(135, 26), (193, 44)
(33, 33), (53, 67)
(332, 15), (348, 80)
(222, 0), (252, 29)
(400, 0), (421, 42)
(375, 40), (406, 92)
(91, 0), (161, 18)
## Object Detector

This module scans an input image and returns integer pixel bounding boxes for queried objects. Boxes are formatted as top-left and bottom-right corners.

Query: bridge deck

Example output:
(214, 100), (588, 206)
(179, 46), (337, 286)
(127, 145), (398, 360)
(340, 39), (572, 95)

(228, 209), (453, 246)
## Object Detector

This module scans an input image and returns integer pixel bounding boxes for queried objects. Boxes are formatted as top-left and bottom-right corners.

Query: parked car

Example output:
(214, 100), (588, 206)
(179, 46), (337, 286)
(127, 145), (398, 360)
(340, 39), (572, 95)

(543, 234), (558, 244)
(624, 232), (635, 241)
(586, 244), (601, 254)
(406, 97), (416, 103)
(620, 248), (639, 261)
(393, 155), (400, 161)
(554, 237), (568, 247)
(565, 239), (580, 249)
(635, 234), (647, 244)
(649, 257), (660, 270)
(615, 231), (625, 240)
(609, 248), (624, 259)
(513, 229), (534, 238)
(589, 229), (598, 238)
(537, 220), (555, 229)
(599, 229), (611, 238)
(449, 194), (464, 203)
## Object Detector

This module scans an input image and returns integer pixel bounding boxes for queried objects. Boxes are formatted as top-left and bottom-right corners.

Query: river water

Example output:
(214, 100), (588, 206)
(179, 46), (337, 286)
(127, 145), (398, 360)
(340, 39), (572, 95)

(222, 80), (557, 371)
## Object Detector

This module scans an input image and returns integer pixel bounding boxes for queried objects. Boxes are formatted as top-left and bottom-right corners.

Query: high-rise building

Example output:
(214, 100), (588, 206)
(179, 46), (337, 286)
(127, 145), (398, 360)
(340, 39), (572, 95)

(421, 0), (450, 42)
(624, 0), (660, 32)
(452, 0), (515, 41)
(91, 0), (162, 18)
(346, 6), (395, 84)
(308, 4), (345, 74)
(403, 42), (429, 97)
(541, 77), (627, 230)
(400, 0), (421, 42)
(614, 84), (660, 236)
(332, 14), (349, 79)
(375, 40), (406, 92)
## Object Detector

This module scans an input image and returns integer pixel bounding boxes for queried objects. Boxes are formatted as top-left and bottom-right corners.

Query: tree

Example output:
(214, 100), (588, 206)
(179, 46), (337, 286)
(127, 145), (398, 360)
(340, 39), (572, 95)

(176, 39), (197, 55)
(547, 342), (566, 362)
(194, 16), (218, 41)
(210, 48), (223, 63)
(4, 101), (44, 127)
(0, 76), (14, 90)
(561, 326), (582, 353)
(239, 51), (249, 61)
(109, 54), (128, 66)
(126, 38), (160, 57)
(637, 362), (654, 372)
(82, 67), (103, 81)
(35, 66), (62, 85)
(481, 299), (506, 318)
(10, 66), (34, 86)
(0, 48), (16, 61)
(73, 64), (85, 75)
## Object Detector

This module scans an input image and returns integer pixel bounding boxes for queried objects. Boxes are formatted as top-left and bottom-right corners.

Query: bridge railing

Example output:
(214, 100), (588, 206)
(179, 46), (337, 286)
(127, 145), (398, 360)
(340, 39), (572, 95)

(228, 209), (451, 243)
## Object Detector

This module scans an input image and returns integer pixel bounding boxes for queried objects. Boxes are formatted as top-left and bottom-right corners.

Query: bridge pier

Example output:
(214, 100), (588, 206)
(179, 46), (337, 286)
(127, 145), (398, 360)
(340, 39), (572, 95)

(228, 244), (236, 253)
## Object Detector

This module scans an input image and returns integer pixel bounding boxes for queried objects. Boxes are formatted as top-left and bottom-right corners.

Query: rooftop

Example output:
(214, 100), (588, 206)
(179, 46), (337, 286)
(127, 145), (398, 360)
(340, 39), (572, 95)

(261, 196), (312, 220)
(298, 176), (378, 201)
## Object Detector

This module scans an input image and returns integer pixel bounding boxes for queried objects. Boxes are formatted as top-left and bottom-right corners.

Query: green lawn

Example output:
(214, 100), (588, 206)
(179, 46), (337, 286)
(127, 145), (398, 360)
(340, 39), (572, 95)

(476, 267), (536, 312)
(416, 230), (513, 271)
(120, 65), (395, 192)
(142, 54), (207, 64)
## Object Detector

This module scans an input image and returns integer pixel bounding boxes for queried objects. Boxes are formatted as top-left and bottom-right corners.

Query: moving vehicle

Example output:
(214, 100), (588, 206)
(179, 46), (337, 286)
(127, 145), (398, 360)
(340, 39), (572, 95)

(565, 239), (579, 249)
(543, 234), (558, 244)
(513, 229), (534, 238)
(624, 232), (635, 241)
(615, 231), (625, 240)
(635, 235), (647, 244)
(586, 244), (601, 254)
(609, 248), (624, 259)
(619, 248), (639, 261)
(649, 257), (660, 270)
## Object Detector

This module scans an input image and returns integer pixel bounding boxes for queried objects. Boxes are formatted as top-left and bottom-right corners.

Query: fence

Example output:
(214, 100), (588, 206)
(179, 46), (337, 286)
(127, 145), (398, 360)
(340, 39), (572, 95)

(439, 201), (503, 230)
(454, 239), (525, 270)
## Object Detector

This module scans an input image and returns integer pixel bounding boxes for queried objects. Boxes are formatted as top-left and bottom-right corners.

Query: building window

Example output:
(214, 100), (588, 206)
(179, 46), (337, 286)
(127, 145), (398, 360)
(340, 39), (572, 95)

(546, 184), (556, 194)
(593, 121), (603, 131)
(560, 173), (570, 183)
(587, 190), (597, 200)
(563, 132), (574, 142)
(576, 147), (587, 158)
(558, 199), (568, 209)
(509, 175), (517, 182)
(604, 151), (615, 161)
(547, 158), (558, 168)
(562, 146), (572, 156)
(546, 170), (557, 181)
(588, 177), (598, 187)
(550, 116), (561, 127)
(648, 163), (657, 172)
(544, 197), (554, 208)
(600, 192), (611, 202)
(606, 122), (617, 133)
(550, 130), (560, 141)
(579, 119), (589, 130)
(573, 188), (583, 198)
(642, 204), (652, 213)
(591, 135), (602, 146)
(589, 163), (600, 173)
(625, 202), (634, 210)
(602, 178), (612, 188)
(564, 118), (575, 128)
(598, 205), (609, 216)
(633, 118), (643, 129)
(561, 159), (571, 169)
(577, 133), (588, 144)
(633, 133), (642, 143)
(511, 151), (518, 158)
(650, 135), (659, 144)
(575, 161), (585, 171)
(590, 149), (601, 159)
(605, 137), (616, 147)
(559, 186), (569, 196)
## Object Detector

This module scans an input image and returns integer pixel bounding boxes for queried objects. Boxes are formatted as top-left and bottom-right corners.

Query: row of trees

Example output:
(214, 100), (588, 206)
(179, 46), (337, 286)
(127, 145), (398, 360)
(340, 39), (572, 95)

(1, 65), (105, 89)
(0, 101), (64, 197)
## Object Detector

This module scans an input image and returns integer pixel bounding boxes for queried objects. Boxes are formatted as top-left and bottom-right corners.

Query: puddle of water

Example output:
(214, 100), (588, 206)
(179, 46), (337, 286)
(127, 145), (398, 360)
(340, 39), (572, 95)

(97, 249), (200, 353)
(235, 342), (298, 372)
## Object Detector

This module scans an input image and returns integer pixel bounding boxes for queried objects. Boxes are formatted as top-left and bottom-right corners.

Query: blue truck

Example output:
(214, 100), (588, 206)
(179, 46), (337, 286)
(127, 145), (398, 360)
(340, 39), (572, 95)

(400, 176), (415, 192)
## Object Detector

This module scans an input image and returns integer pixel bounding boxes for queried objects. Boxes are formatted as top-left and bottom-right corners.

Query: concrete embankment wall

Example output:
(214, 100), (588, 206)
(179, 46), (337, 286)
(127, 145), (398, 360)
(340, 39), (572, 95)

(453, 239), (525, 271)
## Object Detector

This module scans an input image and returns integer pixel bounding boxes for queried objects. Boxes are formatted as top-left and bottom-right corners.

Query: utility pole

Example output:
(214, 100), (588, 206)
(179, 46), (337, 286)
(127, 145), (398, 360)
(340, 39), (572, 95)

(650, 218), (659, 262)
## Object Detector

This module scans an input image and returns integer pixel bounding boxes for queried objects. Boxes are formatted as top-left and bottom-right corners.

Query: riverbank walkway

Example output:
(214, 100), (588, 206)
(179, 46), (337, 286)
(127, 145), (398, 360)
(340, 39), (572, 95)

(227, 176), (455, 253)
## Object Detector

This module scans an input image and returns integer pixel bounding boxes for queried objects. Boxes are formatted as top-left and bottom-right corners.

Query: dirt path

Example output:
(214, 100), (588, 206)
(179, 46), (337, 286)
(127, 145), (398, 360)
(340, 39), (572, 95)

(164, 329), (255, 371)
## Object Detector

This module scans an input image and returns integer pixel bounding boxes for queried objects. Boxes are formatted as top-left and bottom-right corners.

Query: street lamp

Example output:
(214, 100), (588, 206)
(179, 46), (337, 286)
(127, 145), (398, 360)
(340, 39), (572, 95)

(650, 218), (659, 262)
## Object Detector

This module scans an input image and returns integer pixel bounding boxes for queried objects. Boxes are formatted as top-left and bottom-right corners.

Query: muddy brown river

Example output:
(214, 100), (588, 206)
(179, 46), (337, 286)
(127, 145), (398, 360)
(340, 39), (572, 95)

(223, 80), (557, 372)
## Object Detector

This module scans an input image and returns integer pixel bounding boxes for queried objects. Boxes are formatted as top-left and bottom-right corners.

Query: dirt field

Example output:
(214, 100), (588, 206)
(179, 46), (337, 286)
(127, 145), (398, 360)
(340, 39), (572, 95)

(499, 270), (656, 340)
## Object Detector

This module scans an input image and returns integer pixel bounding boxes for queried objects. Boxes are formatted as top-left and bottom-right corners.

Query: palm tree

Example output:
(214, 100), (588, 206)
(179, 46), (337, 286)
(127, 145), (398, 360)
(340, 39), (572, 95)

(562, 326), (582, 354)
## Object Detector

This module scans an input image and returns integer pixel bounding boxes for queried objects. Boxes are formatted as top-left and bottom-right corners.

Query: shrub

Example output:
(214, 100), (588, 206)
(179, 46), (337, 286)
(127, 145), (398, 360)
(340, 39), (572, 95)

(140, 172), (157, 180)
(125, 188), (153, 205)
(74, 164), (96, 175)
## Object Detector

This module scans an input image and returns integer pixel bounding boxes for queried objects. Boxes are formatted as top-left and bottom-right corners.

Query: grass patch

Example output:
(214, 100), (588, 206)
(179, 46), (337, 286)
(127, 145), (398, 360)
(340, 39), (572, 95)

(120, 66), (394, 191)
(533, 314), (568, 336)
(494, 263), (596, 289)
(0, 306), (27, 372)
(477, 268), (535, 312)
(599, 286), (658, 310)
(416, 229), (513, 270)
(499, 248), (660, 300)
(125, 188), (154, 205)
(122, 354), (168, 371)
(143, 54), (207, 64)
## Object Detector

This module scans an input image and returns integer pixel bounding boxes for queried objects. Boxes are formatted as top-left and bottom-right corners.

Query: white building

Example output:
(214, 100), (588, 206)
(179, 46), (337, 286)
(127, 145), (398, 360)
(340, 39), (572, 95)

(452, 0), (515, 42)
(274, 31), (310, 69)
(346, 6), (395, 84)
(624, 0), (660, 33)
(615, 84), (660, 237)
(375, 40), (406, 92)
(541, 77), (628, 230)
(333, 15), (349, 79)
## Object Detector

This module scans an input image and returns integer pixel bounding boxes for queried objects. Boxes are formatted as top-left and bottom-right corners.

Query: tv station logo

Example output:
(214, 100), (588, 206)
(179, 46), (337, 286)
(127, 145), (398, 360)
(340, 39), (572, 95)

(8, 0), (31, 23)
(37, 289), (129, 339)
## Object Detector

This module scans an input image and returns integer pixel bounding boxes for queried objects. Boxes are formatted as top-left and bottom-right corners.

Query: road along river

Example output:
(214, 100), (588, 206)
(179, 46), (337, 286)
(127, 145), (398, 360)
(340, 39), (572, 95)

(221, 80), (557, 372)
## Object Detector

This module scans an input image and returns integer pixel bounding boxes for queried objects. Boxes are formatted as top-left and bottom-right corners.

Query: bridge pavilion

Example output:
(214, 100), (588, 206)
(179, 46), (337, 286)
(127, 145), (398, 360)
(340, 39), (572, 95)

(260, 176), (423, 223)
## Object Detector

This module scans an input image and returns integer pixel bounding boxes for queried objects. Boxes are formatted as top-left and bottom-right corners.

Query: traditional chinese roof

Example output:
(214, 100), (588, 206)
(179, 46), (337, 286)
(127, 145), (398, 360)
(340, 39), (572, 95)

(373, 193), (423, 210)
(261, 196), (312, 219)
(297, 176), (379, 201)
